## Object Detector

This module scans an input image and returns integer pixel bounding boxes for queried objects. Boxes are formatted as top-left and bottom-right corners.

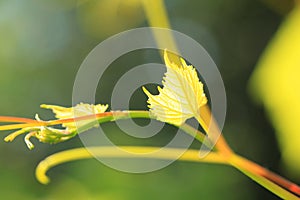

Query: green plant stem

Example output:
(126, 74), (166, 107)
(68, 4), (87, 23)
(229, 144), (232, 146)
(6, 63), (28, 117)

(35, 146), (227, 184)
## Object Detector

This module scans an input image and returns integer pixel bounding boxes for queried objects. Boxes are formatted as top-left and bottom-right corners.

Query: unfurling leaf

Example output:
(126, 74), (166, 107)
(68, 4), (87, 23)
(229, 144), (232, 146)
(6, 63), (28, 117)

(4, 103), (108, 149)
(41, 103), (108, 131)
(143, 50), (207, 126)
(4, 114), (75, 150)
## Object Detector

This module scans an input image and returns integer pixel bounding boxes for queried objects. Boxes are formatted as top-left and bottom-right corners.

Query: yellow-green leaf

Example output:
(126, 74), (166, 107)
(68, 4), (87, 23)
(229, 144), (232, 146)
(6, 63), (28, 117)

(143, 50), (207, 126)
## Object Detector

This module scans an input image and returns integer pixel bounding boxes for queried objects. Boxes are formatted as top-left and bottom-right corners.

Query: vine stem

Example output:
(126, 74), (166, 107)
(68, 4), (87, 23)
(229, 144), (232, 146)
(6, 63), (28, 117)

(0, 116), (37, 123)
(34, 146), (299, 199)
(0, 111), (212, 149)
(198, 105), (300, 198)
(1, 110), (300, 198)
(1, 1), (299, 198)
(230, 154), (300, 199)
(35, 146), (227, 185)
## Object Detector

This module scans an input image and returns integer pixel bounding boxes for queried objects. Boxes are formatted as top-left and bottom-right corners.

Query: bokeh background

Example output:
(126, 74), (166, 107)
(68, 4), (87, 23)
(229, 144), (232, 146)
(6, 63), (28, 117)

(0, 0), (299, 199)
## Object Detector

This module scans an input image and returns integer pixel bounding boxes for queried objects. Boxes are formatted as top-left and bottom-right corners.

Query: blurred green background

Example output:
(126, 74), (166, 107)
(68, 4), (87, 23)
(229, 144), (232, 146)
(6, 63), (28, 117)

(0, 0), (298, 199)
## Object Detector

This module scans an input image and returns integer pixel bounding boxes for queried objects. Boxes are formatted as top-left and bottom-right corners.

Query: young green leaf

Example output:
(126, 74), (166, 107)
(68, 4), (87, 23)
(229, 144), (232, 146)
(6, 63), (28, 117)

(3, 103), (109, 149)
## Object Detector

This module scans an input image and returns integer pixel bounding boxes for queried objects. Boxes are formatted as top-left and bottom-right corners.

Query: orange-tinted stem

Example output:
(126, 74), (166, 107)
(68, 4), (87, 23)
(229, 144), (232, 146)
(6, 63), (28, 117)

(199, 105), (233, 156)
(0, 112), (115, 131)
(46, 112), (114, 126)
(199, 105), (300, 196)
(0, 116), (37, 123)
(231, 154), (300, 197)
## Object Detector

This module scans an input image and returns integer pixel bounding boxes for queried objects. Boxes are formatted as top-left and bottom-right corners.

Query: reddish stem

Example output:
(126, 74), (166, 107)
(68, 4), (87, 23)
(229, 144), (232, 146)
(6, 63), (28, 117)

(231, 154), (300, 196)
(0, 116), (37, 123)
(0, 112), (115, 131)
(46, 112), (114, 126)
(199, 105), (300, 197)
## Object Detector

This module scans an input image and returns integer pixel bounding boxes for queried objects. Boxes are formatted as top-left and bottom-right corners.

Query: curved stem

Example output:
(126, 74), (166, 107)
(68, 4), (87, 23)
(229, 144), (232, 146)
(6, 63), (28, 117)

(35, 146), (227, 184)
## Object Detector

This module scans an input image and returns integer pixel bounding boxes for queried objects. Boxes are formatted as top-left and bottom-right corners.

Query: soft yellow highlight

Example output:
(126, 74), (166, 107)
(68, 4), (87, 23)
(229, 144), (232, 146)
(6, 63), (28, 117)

(141, 0), (181, 65)
(78, 0), (144, 39)
(249, 5), (300, 176)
